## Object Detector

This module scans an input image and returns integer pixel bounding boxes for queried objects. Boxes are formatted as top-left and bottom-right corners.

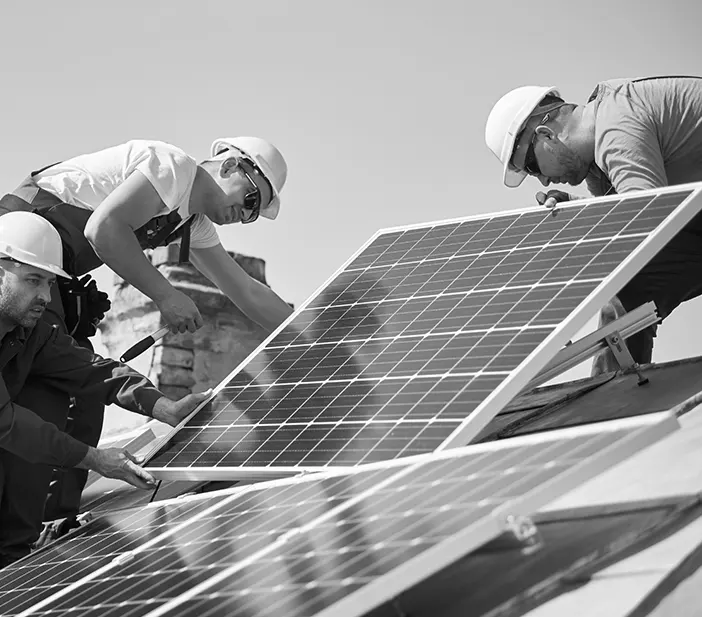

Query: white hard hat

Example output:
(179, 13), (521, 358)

(485, 85), (561, 188)
(0, 212), (70, 278)
(210, 136), (288, 220)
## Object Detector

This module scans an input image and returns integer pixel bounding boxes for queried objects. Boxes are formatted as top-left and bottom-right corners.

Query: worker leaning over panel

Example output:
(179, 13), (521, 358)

(0, 136), (293, 543)
(485, 76), (702, 375)
(0, 212), (210, 568)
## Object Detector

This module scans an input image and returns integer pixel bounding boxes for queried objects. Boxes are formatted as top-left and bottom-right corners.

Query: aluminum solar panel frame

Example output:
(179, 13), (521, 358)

(12, 413), (676, 617)
(145, 183), (702, 480)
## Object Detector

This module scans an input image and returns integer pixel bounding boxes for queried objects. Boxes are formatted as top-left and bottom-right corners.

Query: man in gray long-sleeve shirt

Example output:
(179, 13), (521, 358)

(0, 212), (209, 567)
(485, 76), (702, 374)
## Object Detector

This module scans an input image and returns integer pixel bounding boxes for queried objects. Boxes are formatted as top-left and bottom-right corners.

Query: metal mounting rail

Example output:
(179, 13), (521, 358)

(528, 301), (659, 390)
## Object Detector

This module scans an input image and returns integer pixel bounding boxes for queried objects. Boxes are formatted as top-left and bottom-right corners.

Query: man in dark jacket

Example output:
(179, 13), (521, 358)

(0, 211), (209, 568)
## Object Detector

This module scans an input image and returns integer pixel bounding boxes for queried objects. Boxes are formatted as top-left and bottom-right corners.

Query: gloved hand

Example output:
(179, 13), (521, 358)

(60, 274), (112, 340)
(81, 275), (112, 324)
(536, 189), (572, 209)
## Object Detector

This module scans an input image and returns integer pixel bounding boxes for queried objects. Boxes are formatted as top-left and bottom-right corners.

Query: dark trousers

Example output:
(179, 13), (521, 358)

(0, 286), (105, 560)
(593, 221), (702, 374)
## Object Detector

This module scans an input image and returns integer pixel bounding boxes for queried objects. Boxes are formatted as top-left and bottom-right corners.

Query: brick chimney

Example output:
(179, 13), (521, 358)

(99, 246), (282, 424)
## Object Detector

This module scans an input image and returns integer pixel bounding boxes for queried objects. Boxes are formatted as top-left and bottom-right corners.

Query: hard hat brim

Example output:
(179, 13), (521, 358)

(260, 196), (280, 220)
(504, 166), (527, 188)
(37, 262), (72, 279)
(0, 254), (71, 279)
(0, 245), (72, 279)
(497, 86), (561, 188)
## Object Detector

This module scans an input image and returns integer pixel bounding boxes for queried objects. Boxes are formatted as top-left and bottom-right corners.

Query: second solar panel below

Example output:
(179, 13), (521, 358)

(24, 414), (676, 617)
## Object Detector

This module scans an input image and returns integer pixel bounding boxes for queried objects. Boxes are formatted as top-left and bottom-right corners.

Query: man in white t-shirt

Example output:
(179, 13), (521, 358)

(22, 136), (293, 334)
(0, 136), (293, 537)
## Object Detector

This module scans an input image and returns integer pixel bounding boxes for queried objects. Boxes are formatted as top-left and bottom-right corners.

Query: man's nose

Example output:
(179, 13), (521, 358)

(538, 175), (551, 187)
(37, 283), (52, 304)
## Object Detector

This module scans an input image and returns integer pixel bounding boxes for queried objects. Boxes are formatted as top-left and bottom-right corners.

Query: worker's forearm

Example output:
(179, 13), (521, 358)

(87, 221), (174, 302)
(75, 446), (97, 470)
(240, 280), (294, 332)
(190, 246), (293, 333)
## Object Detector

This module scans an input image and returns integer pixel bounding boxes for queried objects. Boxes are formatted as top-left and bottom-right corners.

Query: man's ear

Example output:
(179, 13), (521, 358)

(534, 125), (556, 140)
(219, 156), (240, 178)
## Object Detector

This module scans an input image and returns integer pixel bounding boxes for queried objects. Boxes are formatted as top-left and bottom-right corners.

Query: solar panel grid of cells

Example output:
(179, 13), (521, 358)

(8, 466), (406, 617)
(0, 498), (213, 617)
(20, 414), (672, 617)
(145, 188), (699, 478)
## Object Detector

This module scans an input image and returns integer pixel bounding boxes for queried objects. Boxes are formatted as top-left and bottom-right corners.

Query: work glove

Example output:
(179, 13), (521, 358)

(60, 274), (112, 340)
(535, 190), (573, 209)
(81, 275), (112, 323)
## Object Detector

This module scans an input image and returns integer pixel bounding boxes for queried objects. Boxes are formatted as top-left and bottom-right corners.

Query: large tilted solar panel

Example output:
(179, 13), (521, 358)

(10, 413), (677, 617)
(146, 185), (702, 480)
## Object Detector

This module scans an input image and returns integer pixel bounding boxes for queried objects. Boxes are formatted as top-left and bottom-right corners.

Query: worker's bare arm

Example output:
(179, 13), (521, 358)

(84, 171), (202, 333)
(190, 243), (293, 332)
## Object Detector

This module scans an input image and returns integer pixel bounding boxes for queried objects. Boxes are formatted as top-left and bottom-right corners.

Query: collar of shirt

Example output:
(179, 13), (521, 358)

(0, 326), (29, 370)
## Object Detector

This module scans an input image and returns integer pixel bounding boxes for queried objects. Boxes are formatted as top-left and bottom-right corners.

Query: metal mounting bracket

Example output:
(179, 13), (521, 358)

(604, 331), (649, 385)
(529, 301), (659, 389)
(476, 515), (543, 555)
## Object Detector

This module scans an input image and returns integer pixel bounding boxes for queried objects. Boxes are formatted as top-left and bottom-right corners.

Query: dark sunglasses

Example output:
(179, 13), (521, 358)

(523, 136), (541, 176)
(239, 166), (262, 224)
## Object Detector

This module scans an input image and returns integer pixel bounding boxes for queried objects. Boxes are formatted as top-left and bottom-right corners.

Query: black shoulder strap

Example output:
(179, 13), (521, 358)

(178, 217), (193, 264)
(31, 161), (63, 177)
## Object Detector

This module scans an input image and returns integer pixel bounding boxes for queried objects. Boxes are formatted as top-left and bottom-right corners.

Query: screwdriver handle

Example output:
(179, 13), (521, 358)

(120, 327), (170, 363)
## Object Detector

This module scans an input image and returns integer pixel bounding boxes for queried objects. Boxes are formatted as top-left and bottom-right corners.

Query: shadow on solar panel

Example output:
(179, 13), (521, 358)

(144, 184), (702, 481)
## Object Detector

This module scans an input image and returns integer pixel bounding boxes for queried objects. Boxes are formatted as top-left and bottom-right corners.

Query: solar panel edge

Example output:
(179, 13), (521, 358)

(142, 227), (390, 470)
(372, 181), (702, 236)
(485, 411), (679, 522)
(311, 515), (506, 617)
(145, 411), (679, 481)
(437, 187), (702, 451)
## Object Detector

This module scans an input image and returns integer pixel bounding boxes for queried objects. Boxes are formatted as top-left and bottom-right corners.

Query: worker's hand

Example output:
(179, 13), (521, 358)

(536, 189), (572, 210)
(79, 446), (157, 490)
(156, 289), (204, 334)
(151, 389), (213, 427)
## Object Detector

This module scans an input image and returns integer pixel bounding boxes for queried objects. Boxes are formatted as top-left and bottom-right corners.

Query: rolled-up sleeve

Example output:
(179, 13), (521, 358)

(0, 378), (89, 467)
(31, 327), (164, 417)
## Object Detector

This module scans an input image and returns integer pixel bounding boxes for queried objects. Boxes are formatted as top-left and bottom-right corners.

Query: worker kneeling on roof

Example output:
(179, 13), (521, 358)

(0, 212), (211, 568)
(0, 136), (293, 541)
(485, 76), (702, 375)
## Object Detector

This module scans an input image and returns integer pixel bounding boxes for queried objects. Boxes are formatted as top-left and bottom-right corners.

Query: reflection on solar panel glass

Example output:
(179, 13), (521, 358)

(0, 499), (210, 617)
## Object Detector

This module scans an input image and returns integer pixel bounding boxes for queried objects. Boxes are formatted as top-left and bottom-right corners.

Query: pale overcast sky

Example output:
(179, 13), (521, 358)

(1, 0), (700, 372)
